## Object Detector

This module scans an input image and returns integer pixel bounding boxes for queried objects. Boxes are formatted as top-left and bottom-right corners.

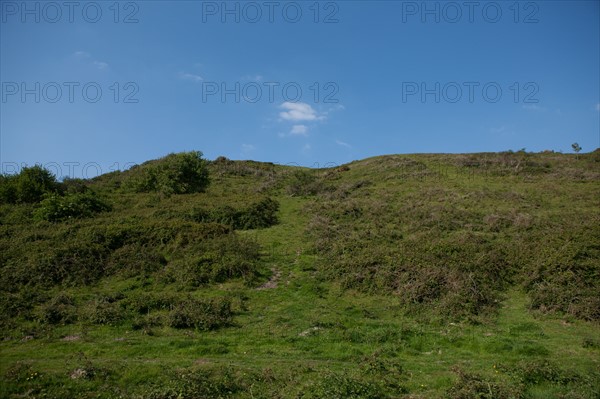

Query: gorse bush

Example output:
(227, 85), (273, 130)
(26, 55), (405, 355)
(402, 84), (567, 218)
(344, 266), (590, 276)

(161, 234), (261, 287)
(300, 373), (384, 399)
(34, 192), (112, 222)
(168, 297), (232, 330)
(38, 292), (77, 325)
(0, 166), (60, 204)
(524, 229), (600, 321)
(189, 197), (279, 230)
(445, 367), (524, 399)
(125, 151), (210, 195)
(286, 169), (330, 196)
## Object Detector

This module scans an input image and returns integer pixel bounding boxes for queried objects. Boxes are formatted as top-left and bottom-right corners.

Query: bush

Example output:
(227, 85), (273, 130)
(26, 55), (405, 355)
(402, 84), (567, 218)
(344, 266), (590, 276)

(445, 367), (524, 399)
(238, 197), (279, 229)
(189, 198), (279, 230)
(39, 292), (77, 325)
(300, 373), (384, 399)
(286, 170), (328, 196)
(82, 294), (126, 326)
(525, 232), (600, 321)
(106, 244), (167, 277)
(0, 166), (60, 204)
(168, 297), (232, 330)
(125, 151), (210, 195)
(162, 235), (260, 287)
(33, 242), (109, 286)
(34, 192), (111, 222)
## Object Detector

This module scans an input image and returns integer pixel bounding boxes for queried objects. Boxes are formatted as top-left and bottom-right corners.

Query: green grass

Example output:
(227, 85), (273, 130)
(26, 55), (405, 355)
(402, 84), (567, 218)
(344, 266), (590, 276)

(1, 151), (599, 398)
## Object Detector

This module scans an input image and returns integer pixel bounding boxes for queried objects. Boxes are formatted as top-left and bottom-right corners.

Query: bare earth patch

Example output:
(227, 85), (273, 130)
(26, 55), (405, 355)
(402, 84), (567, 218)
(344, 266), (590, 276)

(256, 268), (281, 290)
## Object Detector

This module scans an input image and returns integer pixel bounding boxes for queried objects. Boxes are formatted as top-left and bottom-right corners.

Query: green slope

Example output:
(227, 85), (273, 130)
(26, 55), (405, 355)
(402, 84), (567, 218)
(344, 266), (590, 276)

(0, 150), (599, 398)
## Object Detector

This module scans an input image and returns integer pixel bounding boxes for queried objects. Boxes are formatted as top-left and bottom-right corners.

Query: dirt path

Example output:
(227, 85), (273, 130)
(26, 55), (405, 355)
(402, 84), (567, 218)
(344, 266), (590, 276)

(256, 268), (281, 290)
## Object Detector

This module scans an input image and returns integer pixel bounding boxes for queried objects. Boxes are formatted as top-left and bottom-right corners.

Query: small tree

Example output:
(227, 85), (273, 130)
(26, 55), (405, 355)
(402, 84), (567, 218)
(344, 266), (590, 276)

(125, 151), (210, 195)
(572, 143), (582, 159)
(0, 165), (60, 204)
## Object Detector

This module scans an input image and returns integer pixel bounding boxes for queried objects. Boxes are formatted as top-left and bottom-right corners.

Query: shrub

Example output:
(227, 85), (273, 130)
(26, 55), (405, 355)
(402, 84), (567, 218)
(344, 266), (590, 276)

(39, 292), (77, 325)
(60, 177), (89, 194)
(0, 166), (60, 204)
(286, 170), (328, 196)
(36, 242), (109, 286)
(82, 294), (126, 326)
(168, 297), (232, 330)
(445, 367), (524, 399)
(125, 151), (210, 195)
(189, 198), (279, 230)
(238, 197), (279, 229)
(34, 192), (111, 222)
(300, 373), (384, 399)
(525, 232), (600, 321)
(125, 292), (177, 314)
(106, 244), (167, 277)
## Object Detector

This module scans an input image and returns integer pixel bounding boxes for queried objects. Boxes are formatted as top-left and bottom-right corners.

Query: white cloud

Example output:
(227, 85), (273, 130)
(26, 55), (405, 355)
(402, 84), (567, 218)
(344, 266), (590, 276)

(290, 125), (308, 136)
(596, 103), (600, 111)
(522, 104), (545, 111)
(179, 72), (203, 83)
(335, 140), (351, 148)
(93, 61), (109, 70)
(279, 102), (324, 122)
(490, 126), (506, 134)
(73, 51), (108, 70)
(302, 144), (311, 152)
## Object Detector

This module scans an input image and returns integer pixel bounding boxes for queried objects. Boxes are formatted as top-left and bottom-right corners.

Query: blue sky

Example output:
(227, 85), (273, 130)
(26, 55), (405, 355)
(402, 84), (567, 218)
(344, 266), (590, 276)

(1, 0), (599, 176)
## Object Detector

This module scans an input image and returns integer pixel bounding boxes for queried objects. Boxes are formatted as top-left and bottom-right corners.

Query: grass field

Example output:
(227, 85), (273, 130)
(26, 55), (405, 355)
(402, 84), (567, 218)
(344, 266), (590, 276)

(1, 150), (599, 398)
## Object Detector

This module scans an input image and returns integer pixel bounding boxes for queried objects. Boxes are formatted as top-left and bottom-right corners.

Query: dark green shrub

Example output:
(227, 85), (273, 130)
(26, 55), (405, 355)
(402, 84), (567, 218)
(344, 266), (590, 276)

(132, 313), (166, 332)
(125, 292), (177, 314)
(286, 170), (328, 196)
(37, 242), (109, 286)
(39, 292), (77, 325)
(125, 151), (210, 195)
(174, 366), (244, 397)
(445, 367), (524, 399)
(511, 360), (573, 385)
(106, 244), (167, 277)
(189, 198), (279, 230)
(168, 297), (232, 330)
(0, 287), (42, 320)
(238, 197), (279, 229)
(0, 166), (60, 204)
(300, 373), (384, 399)
(60, 177), (89, 194)
(82, 295), (126, 326)
(34, 192), (111, 222)
(525, 233), (600, 321)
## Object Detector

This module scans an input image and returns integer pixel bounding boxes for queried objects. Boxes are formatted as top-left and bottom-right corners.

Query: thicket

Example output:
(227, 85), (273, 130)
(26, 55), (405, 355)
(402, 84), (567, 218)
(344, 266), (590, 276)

(123, 151), (210, 195)
(188, 197), (279, 230)
(0, 165), (61, 204)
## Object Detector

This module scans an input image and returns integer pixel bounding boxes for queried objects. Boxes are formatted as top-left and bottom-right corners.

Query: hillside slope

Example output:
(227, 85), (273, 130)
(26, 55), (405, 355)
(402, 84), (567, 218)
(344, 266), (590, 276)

(1, 150), (599, 398)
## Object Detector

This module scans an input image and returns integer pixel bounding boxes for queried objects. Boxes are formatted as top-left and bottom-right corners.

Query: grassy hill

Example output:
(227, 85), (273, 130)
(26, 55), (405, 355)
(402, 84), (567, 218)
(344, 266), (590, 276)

(1, 150), (599, 398)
